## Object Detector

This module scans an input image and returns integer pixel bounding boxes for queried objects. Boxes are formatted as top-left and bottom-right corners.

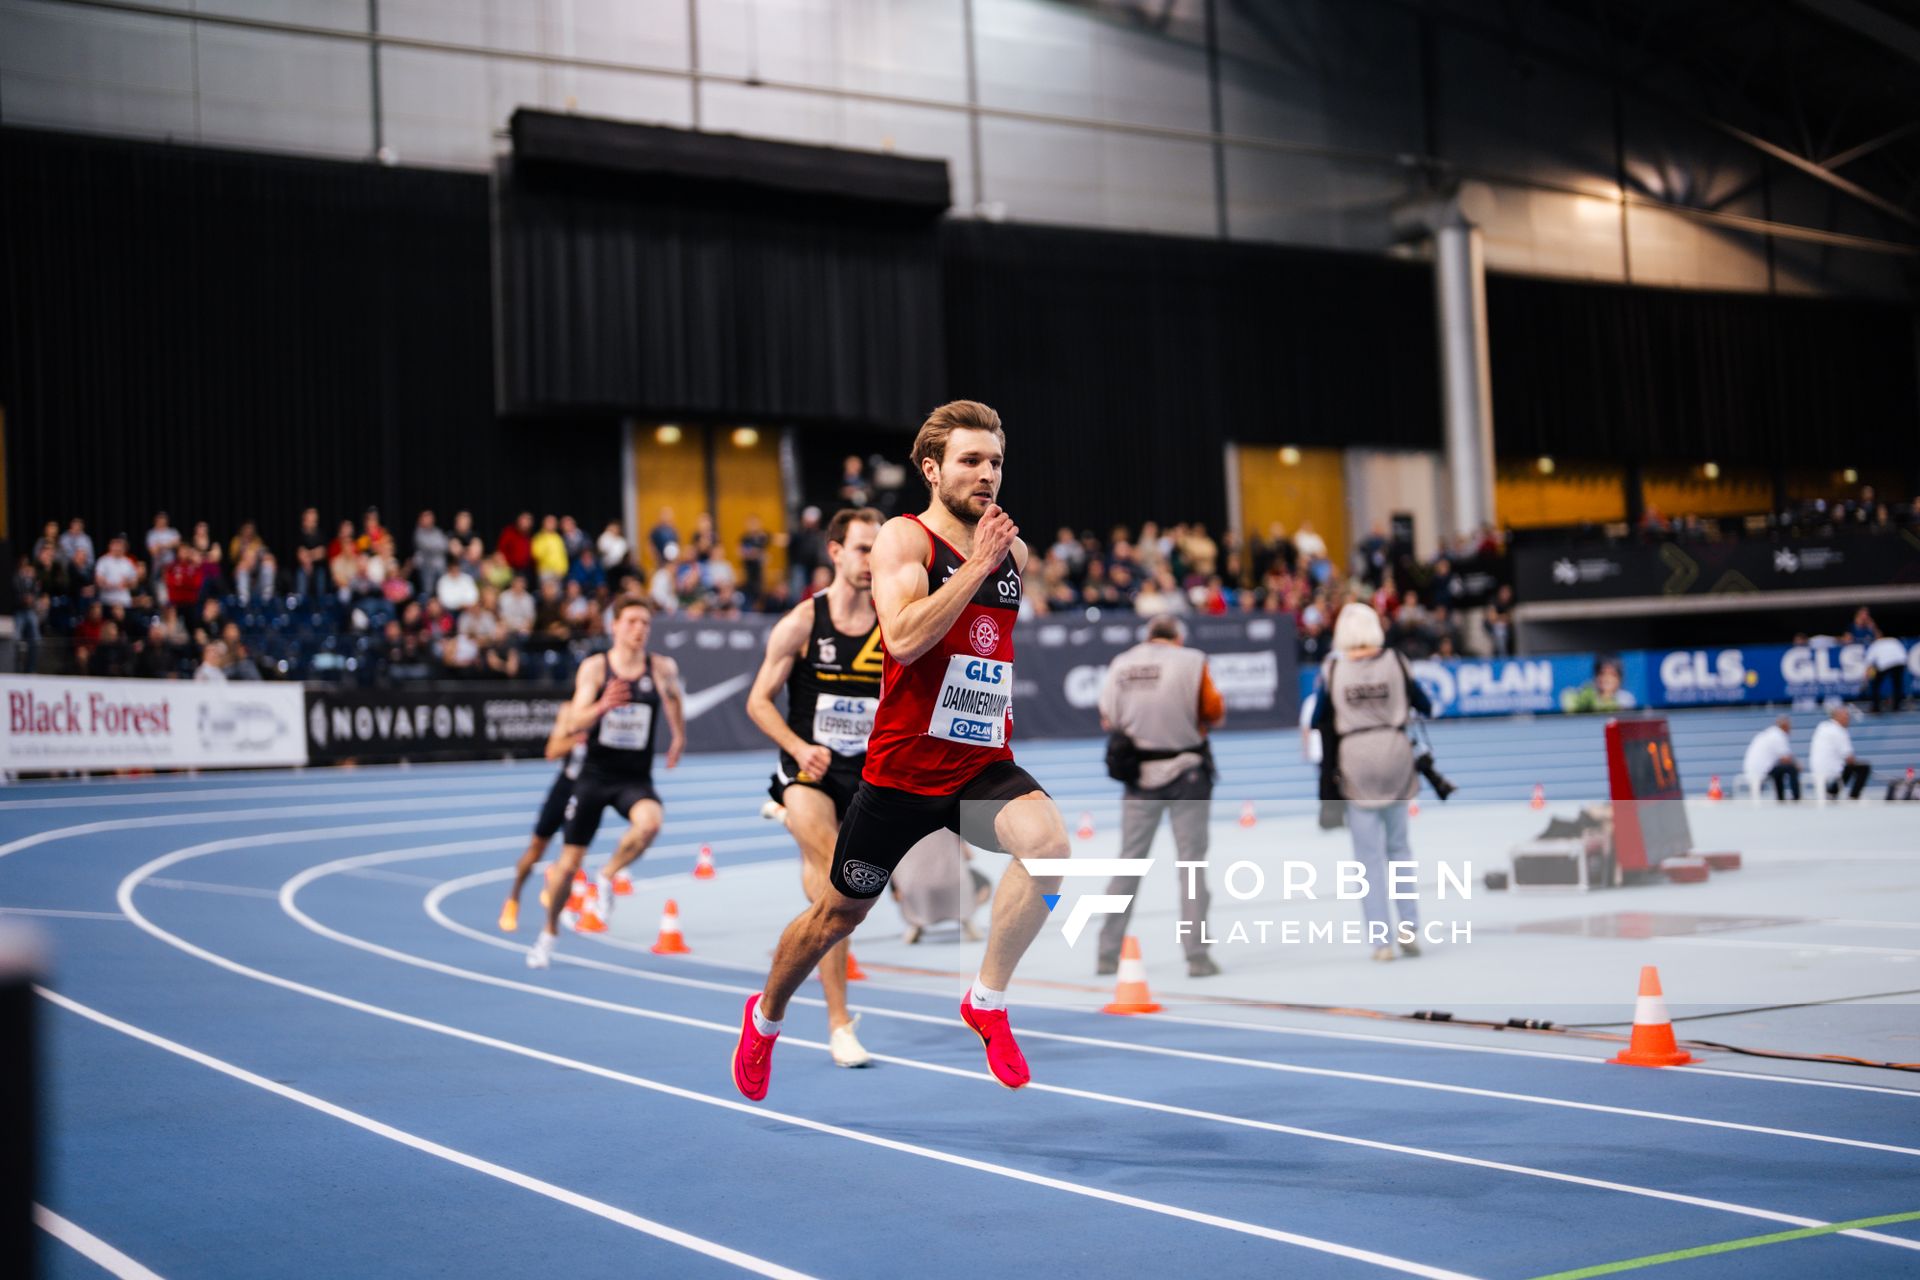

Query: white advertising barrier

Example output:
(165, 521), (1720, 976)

(2, 675), (308, 772)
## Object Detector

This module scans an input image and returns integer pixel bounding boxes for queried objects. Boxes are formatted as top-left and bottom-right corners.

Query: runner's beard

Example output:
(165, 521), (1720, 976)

(938, 480), (994, 525)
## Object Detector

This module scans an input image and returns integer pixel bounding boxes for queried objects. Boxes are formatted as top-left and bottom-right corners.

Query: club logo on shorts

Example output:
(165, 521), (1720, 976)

(842, 859), (891, 894)
(969, 615), (1000, 655)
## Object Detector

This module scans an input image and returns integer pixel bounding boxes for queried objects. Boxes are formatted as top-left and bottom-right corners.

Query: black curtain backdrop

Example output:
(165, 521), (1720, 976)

(497, 160), (946, 428)
(1486, 273), (1920, 466)
(0, 128), (620, 559)
(941, 221), (1442, 537)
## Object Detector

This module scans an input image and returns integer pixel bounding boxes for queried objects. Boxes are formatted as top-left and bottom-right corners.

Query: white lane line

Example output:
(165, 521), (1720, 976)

(436, 862), (1920, 1103)
(285, 845), (1920, 1249)
(35, 1204), (166, 1279)
(0, 801), (530, 862)
(33, 988), (815, 1280)
(0, 907), (126, 920)
(119, 838), (1479, 1280)
(144, 879), (285, 900)
(1667, 936), (1920, 958)
(422, 867), (1920, 1158)
(339, 868), (448, 888)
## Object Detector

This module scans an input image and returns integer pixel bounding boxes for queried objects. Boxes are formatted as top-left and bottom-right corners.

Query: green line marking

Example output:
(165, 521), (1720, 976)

(1530, 1209), (1920, 1280)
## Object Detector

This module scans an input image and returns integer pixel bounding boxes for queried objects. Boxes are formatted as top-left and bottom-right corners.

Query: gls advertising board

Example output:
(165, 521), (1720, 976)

(1297, 637), (1920, 719)
(2, 675), (306, 771)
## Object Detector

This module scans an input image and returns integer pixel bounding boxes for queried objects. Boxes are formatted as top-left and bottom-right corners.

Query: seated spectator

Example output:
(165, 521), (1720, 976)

(531, 514), (569, 581)
(447, 509), (481, 562)
(194, 641), (229, 682)
(1133, 569), (1188, 619)
(436, 560), (479, 612)
(560, 514), (590, 562)
(293, 508), (329, 600)
(534, 579), (569, 638)
(568, 547), (607, 594)
(59, 517), (96, 573)
(1844, 606), (1877, 645)
(498, 575), (537, 636)
(738, 516), (770, 604)
(198, 544), (231, 603)
(597, 520), (629, 574)
(1811, 706), (1871, 800)
(412, 510), (449, 597)
(1295, 521), (1329, 581)
(480, 549), (515, 591)
(86, 620), (132, 678)
(649, 506), (682, 570)
(1484, 585), (1515, 657)
(220, 623), (263, 681)
(146, 512), (180, 575)
(132, 620), (176, 680)
(498, 511), (535, 575)
(164, 547), (205, 611)
(1864, 630), (1907, 713)
(93, 536), (141, 608)
(1744, 715), (1801, 802)
(649, 553), (681, 613)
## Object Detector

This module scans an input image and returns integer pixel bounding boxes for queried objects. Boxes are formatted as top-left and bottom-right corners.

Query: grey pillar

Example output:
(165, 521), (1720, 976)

(1393, 195), (1497, 542)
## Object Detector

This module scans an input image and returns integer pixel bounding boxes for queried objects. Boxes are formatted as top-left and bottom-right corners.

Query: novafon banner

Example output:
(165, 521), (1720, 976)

(2, 675), (307, 771)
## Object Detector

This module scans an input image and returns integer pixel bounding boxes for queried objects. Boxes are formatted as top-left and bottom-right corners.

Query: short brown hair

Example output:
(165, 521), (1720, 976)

(611, 594), (652, 619)
(826, 507), (883, 547)
(910, 400), (1004, 490)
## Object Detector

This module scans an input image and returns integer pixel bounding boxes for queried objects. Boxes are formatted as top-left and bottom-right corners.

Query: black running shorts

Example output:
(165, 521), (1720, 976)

(769, 752), (866, 823)
(829, 760), (1048, 899)
(533, 768), (575, 841)
(562, 770), (661, 847)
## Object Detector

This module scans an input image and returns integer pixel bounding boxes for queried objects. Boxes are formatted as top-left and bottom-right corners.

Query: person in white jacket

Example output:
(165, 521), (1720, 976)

(1742, 715), (1800, 802)
(1863, 631), (1907, 714)
(1811, 706), (1871, 800)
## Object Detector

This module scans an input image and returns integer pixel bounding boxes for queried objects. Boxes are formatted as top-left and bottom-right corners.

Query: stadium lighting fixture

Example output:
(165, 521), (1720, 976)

(655, 425), (683, 445)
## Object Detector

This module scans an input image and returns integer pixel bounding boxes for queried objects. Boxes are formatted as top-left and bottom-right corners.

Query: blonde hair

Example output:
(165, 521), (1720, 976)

(1332, 602), (1386, 653)
(910, 400), (1004, 490)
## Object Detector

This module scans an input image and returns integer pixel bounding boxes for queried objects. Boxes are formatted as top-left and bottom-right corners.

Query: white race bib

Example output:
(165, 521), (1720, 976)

(926, 655), (1011, 747)
(598, 702), (654, 751)
(812, 696), (879, 757)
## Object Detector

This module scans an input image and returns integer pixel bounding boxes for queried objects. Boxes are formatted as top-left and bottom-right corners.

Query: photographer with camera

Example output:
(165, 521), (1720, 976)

(1098, 615), (1226, 978)
(1312, 602), (1438, 962)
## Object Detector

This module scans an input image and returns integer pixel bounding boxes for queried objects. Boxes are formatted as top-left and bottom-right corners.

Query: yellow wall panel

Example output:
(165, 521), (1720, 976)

(1641, 465), (1771, 520)
(1495, 462), (1627, 529)
(711, 428), (788, 587)
(632, 424), (711, 573)
(1237, 446), (1346, 571)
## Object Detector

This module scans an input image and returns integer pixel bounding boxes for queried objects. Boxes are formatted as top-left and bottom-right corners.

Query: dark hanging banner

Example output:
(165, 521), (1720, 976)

(496, 111), (949, 427)
(1514, 533), (1920, 602)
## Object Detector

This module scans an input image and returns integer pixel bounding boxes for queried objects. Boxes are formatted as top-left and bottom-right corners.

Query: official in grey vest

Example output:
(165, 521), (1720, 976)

(1097, 615), (1226, 978)
(1312, 602), (1433, 962)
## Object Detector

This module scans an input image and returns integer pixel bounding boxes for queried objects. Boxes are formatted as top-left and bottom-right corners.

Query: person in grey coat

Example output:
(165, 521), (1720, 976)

(1312, 602), (1432, 962)
(1097, 615), (1227, 978)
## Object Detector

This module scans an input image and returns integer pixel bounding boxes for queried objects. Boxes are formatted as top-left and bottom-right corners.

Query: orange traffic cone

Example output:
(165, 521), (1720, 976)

(845, 948), (869, 981)
(1408, 797), (1420, 817)
(1707, 775), (1723, 802)
(611, 870), (633, 896)
(1239, 800), (1257, 828)
(1609, 966), (1693, 1067)
(574, 882), (607, 933)
(1076, 812), (1095, 840)
(693, 844), (716, 880)
(1530, 783), (1546, 810)
(650, 898), (692, 954)
(1101, 936), (1162, 1015)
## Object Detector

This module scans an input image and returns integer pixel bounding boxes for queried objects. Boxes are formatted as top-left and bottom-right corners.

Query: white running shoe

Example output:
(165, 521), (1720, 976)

(829, 1015), (871, 1068)
(527, 931), (556, 969)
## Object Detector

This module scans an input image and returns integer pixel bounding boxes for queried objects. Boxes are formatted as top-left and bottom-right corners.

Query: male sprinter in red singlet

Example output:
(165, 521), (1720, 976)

(732, 400), (1069, 1099)
(527, 596), (685, 970)
(498, 706), (587, 932)
(745, 506), (884, 1069)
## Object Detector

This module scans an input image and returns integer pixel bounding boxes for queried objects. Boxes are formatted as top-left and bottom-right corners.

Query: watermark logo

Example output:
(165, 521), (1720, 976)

(1020, 859), (1153, 945)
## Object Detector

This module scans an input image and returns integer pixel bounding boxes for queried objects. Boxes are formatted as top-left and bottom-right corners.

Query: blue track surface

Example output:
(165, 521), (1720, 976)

(7, 710), (1920, 1279)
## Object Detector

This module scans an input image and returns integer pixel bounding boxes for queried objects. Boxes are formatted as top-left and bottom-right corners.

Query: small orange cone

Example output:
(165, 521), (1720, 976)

(1609, 966), (1693, 1067)
(650, 898), (692, 954)
(693, 844), (716, 880)
(1408, 797), (1420, 817)
(1076, 812), (1095, 840)
(611, 871), (633, 896)
(1707, 775), (1723, 802)
(1530, 783), (1546, 810)
(572, 882), (605, 933)
(845, 948), (869, 981)
(1239, 800), (1257, 828)
(1101, 936), (1162, 1015)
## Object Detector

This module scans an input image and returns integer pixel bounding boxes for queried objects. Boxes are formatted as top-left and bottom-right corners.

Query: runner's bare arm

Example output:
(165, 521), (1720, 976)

(656, 653), (687, 768)
(873, 508), (1018, 665)
(746, 602), (817, 762)
(544, 705), (585, 761)
(565, 653), (625, 735)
